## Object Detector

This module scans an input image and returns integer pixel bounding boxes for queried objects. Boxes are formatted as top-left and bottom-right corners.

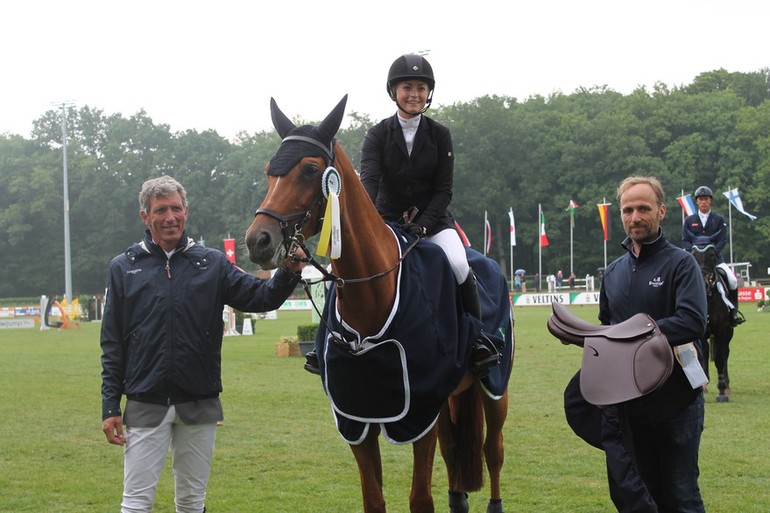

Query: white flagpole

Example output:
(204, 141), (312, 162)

(538, 203), (543, 292)
(509, 207), (513, 286)
(727, 188), (734, 265)
(484, 210), (488, 257)
(569, 204), (575, 274)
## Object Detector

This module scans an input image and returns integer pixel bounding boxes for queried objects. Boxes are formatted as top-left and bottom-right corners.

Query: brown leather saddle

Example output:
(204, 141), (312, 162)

(547, 302), (674, 406)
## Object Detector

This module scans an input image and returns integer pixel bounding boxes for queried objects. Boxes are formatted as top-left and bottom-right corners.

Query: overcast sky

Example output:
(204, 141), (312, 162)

(2, 0), (768, 140)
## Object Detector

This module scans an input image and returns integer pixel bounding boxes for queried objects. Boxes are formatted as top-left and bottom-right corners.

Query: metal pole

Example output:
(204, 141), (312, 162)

(727, 191), (734, 265)
(604, 240), (607, 270)
(483, 210), (488, 257)
(569, 213), (575, 274)
(538, 203), (542, 291)
(61, 104), (73, 302)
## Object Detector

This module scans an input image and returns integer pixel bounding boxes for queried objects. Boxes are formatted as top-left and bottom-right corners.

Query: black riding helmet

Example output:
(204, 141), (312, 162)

(386, 54), (435, 112)
(694, 186), (713, 199)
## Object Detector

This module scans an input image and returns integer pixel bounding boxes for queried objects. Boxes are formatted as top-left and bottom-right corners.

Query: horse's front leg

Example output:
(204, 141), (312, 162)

(410, 424), (438, 513)
(713, 329), (732, 399)
(351, 426), (386, 513)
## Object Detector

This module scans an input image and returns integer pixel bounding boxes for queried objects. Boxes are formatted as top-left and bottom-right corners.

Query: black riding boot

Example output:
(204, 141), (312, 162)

(304, 349), (321, 375)
(459, 271), (500, 378)
(728, 287), (745, 326)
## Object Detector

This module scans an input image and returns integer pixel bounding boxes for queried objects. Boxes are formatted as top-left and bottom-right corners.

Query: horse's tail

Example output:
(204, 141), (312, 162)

(447, 385), (485, 492)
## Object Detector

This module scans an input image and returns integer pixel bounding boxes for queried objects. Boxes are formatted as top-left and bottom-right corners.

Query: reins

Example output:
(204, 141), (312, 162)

(288, 227), (420, 289)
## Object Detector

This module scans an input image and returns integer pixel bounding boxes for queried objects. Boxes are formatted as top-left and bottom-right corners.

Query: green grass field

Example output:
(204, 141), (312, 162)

(1, 306), (768, 512)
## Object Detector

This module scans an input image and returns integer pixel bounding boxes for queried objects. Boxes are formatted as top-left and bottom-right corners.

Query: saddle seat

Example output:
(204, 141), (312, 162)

(547, 302), (657, 346)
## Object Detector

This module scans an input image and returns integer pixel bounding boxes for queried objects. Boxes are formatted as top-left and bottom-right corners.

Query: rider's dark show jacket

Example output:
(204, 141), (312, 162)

(681, 210), (728, 263)
(360, 114), (455, 236)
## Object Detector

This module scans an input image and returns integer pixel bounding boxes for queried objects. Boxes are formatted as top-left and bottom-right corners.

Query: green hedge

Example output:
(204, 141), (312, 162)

(297, 323), (319, 341)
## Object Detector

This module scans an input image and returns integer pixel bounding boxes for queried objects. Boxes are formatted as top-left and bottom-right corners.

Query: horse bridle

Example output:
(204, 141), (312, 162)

(691, 244), (717, 299)
(252, 156), (419, 350)
(253, 143), (419, 291)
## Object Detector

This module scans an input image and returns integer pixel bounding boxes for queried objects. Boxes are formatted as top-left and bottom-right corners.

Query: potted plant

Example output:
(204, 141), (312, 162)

(297, 323), (319, 356)
(758, 299), (765, 312)
(275, 335), (300, 357)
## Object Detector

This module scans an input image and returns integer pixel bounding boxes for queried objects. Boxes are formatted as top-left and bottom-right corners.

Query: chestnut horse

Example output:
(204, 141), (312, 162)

(245, 96), (514, 513)
(690, 242), (734, 402)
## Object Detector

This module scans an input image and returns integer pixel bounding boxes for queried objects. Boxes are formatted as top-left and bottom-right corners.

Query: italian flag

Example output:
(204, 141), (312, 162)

(539, 210), (549, 247)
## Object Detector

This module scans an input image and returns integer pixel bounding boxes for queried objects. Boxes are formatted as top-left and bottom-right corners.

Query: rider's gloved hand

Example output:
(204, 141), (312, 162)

(402, 223), (425, 238)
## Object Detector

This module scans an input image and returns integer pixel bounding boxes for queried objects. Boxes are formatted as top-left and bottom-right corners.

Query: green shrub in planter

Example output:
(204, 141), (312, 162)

(297, 323), (319, 341)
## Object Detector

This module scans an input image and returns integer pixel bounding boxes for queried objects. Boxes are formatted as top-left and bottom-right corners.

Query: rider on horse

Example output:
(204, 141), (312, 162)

(682, 185), (745, 326)
(359, 54), (501, 376)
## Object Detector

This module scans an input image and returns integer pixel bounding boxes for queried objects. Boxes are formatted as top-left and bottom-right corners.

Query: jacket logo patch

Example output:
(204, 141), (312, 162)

(648, 276), (664, 287)
(127, 269), (142, 275)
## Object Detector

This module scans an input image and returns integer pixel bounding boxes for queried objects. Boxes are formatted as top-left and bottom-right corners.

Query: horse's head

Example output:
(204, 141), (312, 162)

(245, 95), (347, 269)
(690, 243), (718, 292)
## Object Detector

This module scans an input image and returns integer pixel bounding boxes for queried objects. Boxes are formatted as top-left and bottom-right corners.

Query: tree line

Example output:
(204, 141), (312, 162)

(1, 68), (768, 298)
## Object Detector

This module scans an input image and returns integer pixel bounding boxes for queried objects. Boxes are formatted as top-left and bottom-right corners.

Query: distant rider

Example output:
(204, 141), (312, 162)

(682, 185), (745, 326)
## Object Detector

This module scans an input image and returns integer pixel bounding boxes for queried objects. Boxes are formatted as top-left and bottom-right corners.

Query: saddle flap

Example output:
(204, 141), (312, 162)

(579, 328), (674, 406)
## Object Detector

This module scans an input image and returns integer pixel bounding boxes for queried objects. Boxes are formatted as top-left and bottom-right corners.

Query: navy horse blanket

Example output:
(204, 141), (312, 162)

(314, 227), (513, 444)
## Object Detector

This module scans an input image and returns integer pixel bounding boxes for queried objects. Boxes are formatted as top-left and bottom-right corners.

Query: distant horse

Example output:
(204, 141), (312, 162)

(245, 96), (514, 513)
(690, 242), (734, 402)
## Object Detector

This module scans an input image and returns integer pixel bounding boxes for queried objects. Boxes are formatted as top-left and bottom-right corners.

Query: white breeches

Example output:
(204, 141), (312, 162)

(717, 262), (738, 289)
(425, 228), (469, 284)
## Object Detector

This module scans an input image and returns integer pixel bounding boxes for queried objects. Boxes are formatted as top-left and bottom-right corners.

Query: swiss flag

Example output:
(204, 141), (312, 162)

(223, 238), (236, 264)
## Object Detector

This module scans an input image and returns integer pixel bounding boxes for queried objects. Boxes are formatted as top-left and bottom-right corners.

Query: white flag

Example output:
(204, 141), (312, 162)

(508, 209), (516, 246)
(723, 188), (757, 220)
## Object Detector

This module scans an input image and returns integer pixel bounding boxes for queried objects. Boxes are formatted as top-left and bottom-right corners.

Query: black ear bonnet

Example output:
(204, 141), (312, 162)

(267, 95), (348, 176)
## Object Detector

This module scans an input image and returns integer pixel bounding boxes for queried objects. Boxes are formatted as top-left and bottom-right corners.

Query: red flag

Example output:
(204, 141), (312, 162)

(539, 209), (549, 247)
(597, 203), (611, 241)
(223, 238), (236, 264)
(454, 220), (471, 247)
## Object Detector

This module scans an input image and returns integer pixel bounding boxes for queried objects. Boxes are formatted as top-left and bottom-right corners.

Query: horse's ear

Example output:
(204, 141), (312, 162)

(270, 97), (296, 139)
(318, 94), (348, 145)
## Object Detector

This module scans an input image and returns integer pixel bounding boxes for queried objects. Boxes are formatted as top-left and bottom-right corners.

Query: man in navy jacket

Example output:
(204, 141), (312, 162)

(101, 175), (304, 513)
(600, 176), (707, 512)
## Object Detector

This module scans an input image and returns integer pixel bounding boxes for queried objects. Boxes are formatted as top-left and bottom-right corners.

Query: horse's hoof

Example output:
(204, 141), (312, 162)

(487, 498), (504, 513)
(716, 394), (730, 403)
(448, 491), (469, 513)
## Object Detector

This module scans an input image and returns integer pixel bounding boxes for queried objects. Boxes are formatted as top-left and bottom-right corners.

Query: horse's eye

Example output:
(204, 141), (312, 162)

(301, 163), (322, 178)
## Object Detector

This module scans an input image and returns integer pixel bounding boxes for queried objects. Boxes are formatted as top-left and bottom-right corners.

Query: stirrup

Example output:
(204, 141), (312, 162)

(731, 311), (746, 326)
(471, 333), (500, 378)
(304, 349), (321, 375)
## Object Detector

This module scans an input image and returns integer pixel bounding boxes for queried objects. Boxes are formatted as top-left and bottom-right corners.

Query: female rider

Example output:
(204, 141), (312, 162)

(360, 53), (499, 376)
